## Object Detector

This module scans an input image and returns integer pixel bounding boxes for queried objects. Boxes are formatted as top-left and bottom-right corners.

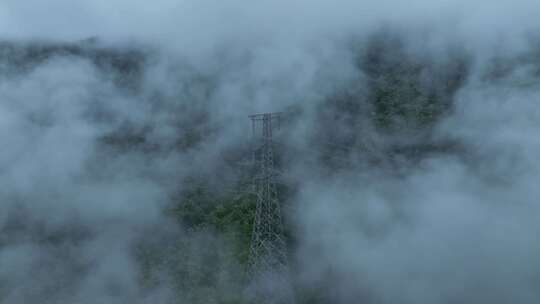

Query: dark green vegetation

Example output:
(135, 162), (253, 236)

(0, 33), (469, 303)
(0, 38), (146, 90)
(2, 31), (540, 303)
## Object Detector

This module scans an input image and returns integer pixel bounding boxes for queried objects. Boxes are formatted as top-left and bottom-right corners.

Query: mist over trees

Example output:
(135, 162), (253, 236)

(1, 1), (540, 303)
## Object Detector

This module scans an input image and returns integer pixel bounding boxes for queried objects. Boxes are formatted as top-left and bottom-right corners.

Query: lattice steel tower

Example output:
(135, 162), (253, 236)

(246, 112), (292, 303)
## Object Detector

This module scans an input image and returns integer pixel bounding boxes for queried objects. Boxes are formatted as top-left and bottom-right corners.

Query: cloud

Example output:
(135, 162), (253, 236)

(1, 0), (540, 303)
(294, 64), (540, 303)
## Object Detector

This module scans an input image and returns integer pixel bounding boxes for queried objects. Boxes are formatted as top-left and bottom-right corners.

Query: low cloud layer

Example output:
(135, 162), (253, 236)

(1, 1), (540, 303)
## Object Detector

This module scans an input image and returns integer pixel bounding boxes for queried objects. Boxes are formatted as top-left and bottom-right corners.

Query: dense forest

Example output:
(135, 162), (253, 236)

(2, 4), (540, 303)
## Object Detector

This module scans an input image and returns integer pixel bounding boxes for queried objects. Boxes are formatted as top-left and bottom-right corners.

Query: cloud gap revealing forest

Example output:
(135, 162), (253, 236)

(1, 1), (540, 303)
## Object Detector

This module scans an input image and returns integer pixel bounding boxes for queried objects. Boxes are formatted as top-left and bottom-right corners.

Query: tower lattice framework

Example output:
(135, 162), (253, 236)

(247, 112), (291, 303)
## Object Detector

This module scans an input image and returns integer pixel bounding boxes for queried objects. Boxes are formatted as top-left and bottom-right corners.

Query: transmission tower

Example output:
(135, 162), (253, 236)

(246, 112), (292, 303)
